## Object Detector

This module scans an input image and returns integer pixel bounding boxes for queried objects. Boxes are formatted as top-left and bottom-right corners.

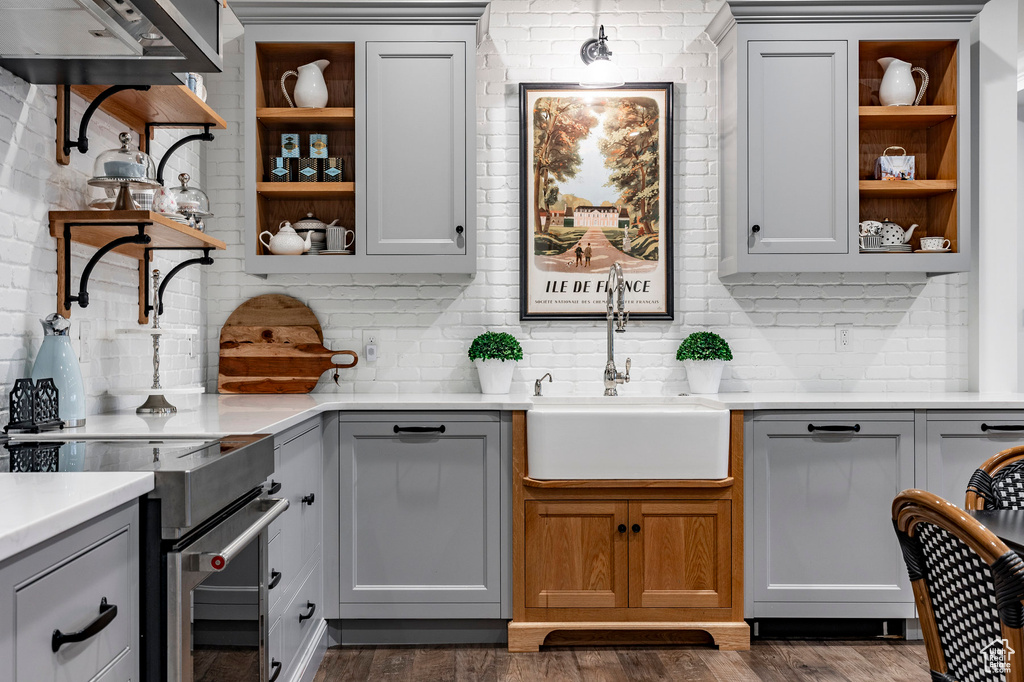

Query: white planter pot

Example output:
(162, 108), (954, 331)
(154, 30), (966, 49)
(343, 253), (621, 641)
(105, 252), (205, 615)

(683, 359), (725, 395)
(474, 358), (517, 394)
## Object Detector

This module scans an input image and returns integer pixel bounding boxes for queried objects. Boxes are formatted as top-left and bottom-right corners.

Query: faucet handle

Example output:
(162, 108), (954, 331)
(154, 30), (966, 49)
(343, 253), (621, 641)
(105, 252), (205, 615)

(624, 358), (631, 383)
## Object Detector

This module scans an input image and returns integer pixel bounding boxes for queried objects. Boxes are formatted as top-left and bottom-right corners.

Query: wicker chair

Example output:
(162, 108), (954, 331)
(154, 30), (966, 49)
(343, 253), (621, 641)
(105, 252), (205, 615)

(893, 489), (1024, 682)
(967, 446), (1024, 511)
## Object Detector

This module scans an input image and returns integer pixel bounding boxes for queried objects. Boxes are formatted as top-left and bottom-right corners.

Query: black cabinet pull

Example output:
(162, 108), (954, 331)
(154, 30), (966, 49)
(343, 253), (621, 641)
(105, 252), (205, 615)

(807, 424), (860, 433)
(269, 658), (282, 682)
(299, 601), (316, 622)
(617, 524), (627, 534)
(393, 425), (446, 434)
(455, 225), (464, 235)
(301, 493), (315, 506)
(982, 424), (1024, 432)
(751, 224), (761, 233)
(269, 570), (282, 590)
(268, 479), (281, 495)
(52, 597), (117, 652)
(631, 524), (641, 533)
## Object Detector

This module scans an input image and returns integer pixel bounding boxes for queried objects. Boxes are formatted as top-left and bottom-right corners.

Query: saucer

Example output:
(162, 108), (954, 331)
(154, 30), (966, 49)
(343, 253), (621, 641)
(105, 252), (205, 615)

(319, 250), (353, 255)
(914, 248), (951, 253)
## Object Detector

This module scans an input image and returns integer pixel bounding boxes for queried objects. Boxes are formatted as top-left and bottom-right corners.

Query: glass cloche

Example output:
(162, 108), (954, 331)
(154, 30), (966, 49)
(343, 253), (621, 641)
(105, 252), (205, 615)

(169, 173), (212, 217)
(87, 132), (160, 210)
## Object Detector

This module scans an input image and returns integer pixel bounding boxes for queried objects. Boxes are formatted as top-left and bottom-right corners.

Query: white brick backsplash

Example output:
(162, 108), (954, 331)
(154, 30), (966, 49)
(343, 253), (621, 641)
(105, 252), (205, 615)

(0, 72), (207, 423)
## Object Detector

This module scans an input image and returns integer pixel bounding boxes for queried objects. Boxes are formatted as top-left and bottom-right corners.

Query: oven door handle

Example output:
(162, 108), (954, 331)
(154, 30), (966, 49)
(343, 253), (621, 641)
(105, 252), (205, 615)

(184, 497), (290, 573)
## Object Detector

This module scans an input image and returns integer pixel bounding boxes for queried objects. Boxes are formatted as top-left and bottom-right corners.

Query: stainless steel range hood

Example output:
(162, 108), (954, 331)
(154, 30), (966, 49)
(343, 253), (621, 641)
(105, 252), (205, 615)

(0, 0), (223, 84)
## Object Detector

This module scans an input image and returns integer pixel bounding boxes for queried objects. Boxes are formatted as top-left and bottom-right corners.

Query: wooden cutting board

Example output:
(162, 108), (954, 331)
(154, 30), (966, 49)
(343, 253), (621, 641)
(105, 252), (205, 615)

(218, 294), (358, 393)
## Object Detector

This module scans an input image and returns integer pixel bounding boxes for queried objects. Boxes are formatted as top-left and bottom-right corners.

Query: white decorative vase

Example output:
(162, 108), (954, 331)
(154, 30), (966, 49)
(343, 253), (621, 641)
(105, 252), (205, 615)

(683, 359), (725, 395)
(474, 358), (517, 394)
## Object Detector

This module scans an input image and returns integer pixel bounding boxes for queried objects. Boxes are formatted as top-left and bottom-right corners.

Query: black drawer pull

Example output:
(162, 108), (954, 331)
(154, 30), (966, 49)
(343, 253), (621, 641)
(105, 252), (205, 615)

(52, 597), (117, 652)
(617, 524), (627, 534)
(268, 479), (281, 495)
(807, 424), (860, 433)
(301, 493), (315, 506)
(269, 658), (282, 682)
(982, 424), (1024, 432)
(393, 425), (446, 434)
(269, 570), (282, 590)
(631, 524), (641, 533)
(299, 601), (316, 623)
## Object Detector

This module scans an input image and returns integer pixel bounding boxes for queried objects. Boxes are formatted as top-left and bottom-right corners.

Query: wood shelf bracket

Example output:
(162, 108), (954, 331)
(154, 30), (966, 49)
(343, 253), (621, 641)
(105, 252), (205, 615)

(146, 122), (215, 184)
(59, 84), (151, 163)
(141, 246), (215, 321)
(61, 223), (151, 312)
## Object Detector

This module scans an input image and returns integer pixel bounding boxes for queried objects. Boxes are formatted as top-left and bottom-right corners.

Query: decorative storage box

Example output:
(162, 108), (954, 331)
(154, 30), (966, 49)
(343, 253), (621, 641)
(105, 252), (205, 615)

(310, 133), (328, 159)
(323, 158), (344, 182)
(269, 157), (292, 182)
(297, 158), (320, 182)
(874, 146), (916, 181)
(281, 133), (300, 158)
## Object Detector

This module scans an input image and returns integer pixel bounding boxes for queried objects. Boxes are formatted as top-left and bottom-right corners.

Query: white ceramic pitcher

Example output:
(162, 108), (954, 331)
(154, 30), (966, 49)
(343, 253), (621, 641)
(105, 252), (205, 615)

(877, 58), (929, 106)
(280, 59), (330, 108)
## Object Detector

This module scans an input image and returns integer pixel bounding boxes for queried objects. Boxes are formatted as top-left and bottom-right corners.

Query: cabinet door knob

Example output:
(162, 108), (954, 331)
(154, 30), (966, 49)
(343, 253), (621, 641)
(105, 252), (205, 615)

(269, 570), (282, 590)
(299, 601), (317, 622)
(301, 493), (315, 506)
(631, 524), (641, 533)
(751, 224), (761, 234)
(617, 524), (627, 534)
(455, 225), (464, 235)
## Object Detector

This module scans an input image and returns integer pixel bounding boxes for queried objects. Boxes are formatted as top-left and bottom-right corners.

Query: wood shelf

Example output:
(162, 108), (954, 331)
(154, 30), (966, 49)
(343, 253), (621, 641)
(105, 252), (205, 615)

(257, 107), (355, 128)
(49, 211), (226, 259)
(69, 85), (226, 133)
(859, 180), (957, 198)
(859, 106), (956, 129)
(256, 182), (355, 199)
(522, 476), (734, 489)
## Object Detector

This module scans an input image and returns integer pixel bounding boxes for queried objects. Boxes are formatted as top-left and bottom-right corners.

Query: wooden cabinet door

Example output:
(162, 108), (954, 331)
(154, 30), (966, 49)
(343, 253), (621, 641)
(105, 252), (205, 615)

(627, 500), (732, 609)
(747, 40), (848, 254)
(524, 500), (629, 608)
(365, 41), (467, 256)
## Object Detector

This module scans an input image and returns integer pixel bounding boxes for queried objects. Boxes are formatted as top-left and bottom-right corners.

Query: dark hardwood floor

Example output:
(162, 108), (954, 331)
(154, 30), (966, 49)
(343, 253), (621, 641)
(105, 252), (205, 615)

(312, 640), (930, 681)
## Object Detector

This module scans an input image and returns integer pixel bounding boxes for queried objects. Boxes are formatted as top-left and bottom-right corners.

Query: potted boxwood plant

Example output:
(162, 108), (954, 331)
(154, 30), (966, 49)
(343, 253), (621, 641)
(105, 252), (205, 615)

(676, 331), (733, 394)
(468, 331), (523, 394)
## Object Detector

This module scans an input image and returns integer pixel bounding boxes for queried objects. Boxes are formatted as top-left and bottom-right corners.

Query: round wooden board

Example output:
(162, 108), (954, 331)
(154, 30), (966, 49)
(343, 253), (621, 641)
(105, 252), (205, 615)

(221, 294), (324, 342)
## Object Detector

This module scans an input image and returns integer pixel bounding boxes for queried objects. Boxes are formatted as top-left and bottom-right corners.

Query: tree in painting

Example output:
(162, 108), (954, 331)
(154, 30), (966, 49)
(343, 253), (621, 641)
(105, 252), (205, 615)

(598, 97), (660, 236)
(532, 98), (599, 233)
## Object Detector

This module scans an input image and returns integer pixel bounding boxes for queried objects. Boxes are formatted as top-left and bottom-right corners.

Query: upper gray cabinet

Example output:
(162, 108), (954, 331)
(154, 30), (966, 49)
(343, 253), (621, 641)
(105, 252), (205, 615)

(366, 42), (468, 257)
(235, 3), (483, 275)
(709, 1), (983, 279)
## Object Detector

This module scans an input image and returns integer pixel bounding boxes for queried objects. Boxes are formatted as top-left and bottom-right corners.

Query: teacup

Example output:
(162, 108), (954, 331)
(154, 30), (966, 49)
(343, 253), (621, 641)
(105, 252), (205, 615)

(326, 225), (355, 252)
(859, 235), (882, 250)
(919, 237), (950, 251)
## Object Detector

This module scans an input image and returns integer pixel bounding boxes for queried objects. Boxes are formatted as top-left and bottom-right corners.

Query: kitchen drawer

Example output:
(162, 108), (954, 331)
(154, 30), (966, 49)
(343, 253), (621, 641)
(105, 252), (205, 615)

(281, 558), (322, 679)
(923, 412), (1024, 505)
(16, 529), (131, 682)
(267, 615), (284, 682)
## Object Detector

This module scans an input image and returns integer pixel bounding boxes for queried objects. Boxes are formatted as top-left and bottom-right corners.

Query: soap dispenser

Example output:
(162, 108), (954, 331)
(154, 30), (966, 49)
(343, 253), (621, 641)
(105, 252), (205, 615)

(31, 314), (86, 427)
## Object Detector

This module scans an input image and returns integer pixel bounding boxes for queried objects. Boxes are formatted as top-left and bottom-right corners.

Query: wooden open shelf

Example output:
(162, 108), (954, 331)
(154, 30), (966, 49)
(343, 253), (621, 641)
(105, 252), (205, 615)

(859, 180), (956, 198)
(257, 107), (355, 128)
(50, 211), (226, 322)
(256, 182), (355, 199)
(859, 105), (956, 129)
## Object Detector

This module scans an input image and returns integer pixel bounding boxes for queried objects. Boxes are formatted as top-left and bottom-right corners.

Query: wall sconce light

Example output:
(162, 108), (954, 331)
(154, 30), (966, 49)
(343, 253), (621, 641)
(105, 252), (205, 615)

(579, 25), (625, 89)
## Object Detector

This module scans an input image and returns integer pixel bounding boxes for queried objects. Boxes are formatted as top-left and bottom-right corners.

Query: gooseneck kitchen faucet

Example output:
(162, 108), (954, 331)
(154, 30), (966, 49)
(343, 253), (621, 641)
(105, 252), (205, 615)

(604, 262), (631, 396)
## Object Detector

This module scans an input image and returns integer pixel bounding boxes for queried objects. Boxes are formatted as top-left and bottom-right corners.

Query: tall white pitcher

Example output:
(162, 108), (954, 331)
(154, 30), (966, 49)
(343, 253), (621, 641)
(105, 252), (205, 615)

(281, 59), (330, 108)
(877, 58), (929, 106)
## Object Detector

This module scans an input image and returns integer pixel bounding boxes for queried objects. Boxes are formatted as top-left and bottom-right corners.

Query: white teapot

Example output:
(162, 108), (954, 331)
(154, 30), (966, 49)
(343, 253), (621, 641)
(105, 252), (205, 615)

(259, 221), (311, 255)
(878, 219), (919, 246)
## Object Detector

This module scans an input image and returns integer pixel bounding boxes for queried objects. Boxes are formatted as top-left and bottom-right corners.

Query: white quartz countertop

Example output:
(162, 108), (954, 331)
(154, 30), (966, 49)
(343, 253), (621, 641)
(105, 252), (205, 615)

(14, 391), (1024, 441)
(0, 472), (153, 563)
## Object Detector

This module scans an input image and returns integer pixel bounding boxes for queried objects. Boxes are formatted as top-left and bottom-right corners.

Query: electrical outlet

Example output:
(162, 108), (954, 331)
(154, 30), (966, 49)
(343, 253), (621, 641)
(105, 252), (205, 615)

(78, 320), (93, 363)
(188, 334), (195, 360)
(835, 324), (852, 352)
(362, 330), (379, 362)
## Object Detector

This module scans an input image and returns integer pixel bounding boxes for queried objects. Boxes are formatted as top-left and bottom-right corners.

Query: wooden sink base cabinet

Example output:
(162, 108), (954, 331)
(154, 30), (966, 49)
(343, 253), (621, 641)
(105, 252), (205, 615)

(507, 411), (749, 652)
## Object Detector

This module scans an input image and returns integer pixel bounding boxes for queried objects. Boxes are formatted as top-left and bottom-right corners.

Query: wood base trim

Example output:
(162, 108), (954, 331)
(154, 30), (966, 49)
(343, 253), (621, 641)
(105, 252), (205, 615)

(507, 621), (750, 653)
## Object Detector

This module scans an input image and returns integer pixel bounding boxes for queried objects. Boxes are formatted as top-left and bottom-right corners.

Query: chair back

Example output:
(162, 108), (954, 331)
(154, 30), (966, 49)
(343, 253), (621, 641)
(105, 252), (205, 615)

(967, 445), (1024, 511)
(893, 489), (1024, 682)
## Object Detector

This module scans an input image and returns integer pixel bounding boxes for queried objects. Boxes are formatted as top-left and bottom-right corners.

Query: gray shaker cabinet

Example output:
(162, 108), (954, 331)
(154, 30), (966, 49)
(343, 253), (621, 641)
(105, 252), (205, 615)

(747, 40), (848, 256)
(365, 41), (468, 257)
(339, 412), (504, 618)
(751, 412), (915, 618)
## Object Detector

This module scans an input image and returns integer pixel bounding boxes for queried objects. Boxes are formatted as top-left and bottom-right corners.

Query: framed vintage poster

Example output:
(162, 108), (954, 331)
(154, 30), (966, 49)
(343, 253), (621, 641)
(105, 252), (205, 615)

(519, 83), (673, 320)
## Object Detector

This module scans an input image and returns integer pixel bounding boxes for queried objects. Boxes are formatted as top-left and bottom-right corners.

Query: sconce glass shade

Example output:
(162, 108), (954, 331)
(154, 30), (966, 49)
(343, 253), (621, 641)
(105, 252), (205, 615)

(579, 25), (624, 89)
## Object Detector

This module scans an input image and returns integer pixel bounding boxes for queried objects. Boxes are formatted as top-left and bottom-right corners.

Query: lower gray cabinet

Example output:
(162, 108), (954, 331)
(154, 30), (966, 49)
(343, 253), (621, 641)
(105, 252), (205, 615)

(339, 412), (505, 618)
(752, 412), (915, 618)
(923, 411), (1024, 506)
